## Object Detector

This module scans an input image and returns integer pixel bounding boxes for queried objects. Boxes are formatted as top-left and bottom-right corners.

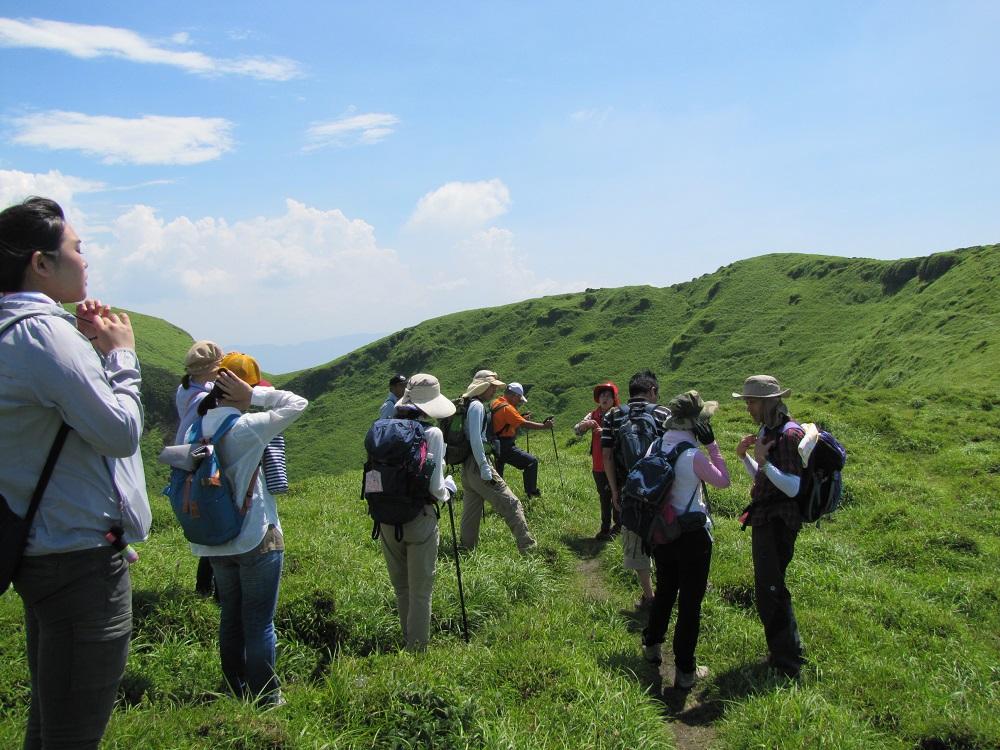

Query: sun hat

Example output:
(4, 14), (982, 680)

(666, 390), (719, 429)
(461, 369), (506, 399)
(506, 382), (527, 403)
(396, 373), (456, 419)
(731, 375), (790, 400)
(220, 352), (262, 386)
(184, 340), (223, 378)
(389, 373), (408, 387)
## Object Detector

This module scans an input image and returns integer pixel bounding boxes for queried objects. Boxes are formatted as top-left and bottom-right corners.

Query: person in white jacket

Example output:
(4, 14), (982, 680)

(0, 196), (152, 748)
(377, 374), (457, 651)
(188, 354), (307, 707)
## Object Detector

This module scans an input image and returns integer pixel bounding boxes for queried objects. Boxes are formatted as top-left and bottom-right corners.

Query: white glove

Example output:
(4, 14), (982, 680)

(479, 463), (493, 482)
(443, 476), (458, 497)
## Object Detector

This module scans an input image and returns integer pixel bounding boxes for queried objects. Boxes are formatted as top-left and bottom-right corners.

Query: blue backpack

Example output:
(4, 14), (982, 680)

(164, 414), (253, 545)
(621, 439), (695, 551)
(363, 418), (435, 541)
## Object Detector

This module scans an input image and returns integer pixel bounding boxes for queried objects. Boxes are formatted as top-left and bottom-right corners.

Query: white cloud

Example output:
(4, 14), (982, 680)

(407, 179), (511, 231)
(11, 111), (234, 165)
(0, 17), (301, 81)
(0, 168), (104, 209)
(304, 112), (400, 151)
(570, 107), (612, 126)
(97, 199), (407, 342)
(454, 227), (563, 301)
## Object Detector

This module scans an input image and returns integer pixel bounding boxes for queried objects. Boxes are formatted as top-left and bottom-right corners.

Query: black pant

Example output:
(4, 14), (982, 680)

(593, 471), (618, 531)
(751, 518), (803, 675)
(495, 438), (539, 495)
(643, 527), (712, 673)
(15, 547), (132, 750)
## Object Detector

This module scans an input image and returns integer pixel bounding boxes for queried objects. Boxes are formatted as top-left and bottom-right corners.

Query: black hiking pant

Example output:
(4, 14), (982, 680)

(495, 437), (539, 496)
(751, 517), (804, 675)
(643, 527), (712, 673)
(593, 470), (618, 532)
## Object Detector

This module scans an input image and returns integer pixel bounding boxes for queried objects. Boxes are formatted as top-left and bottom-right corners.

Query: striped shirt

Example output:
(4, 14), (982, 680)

(261, 435), (288, 494)
(600, 398), (672, 472)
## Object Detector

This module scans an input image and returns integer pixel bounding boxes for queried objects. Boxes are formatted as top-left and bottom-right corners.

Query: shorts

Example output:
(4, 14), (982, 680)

(622, 528), (652, 571)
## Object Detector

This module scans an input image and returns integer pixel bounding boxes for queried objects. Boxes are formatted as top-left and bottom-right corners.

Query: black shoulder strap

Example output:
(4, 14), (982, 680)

(0, 311), (72, 532)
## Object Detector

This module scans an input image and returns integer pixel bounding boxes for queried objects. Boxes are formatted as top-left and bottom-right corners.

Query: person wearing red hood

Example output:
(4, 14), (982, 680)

(573, 382), (620, 540)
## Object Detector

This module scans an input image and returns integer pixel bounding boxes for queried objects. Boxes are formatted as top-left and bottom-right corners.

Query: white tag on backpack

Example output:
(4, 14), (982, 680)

(365, 470), (383, 494)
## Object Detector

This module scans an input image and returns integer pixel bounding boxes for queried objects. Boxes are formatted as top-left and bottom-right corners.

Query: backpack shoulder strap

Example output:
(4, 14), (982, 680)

(209, 413), (241, 444)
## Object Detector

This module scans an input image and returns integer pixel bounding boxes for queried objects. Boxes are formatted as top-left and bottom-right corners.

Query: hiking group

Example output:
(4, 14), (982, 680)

(0, 195), (844, 747)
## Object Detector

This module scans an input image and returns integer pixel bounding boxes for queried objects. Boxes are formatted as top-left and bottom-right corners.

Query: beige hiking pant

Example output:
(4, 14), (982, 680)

(459, 455), (535, 552)
(380, 507), (439, 651)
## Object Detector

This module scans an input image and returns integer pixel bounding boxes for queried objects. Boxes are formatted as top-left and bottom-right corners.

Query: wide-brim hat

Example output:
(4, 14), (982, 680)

(184, 340), (223, 378)
(461, 369), (506, 399)
(666, 390), (719, 429)
(220, 352), (262, 386)
(397, 373), (456, 418)
(732, 375), (790, 399)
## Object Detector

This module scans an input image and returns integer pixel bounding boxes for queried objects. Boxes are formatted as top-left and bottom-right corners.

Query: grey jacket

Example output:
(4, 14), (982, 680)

(0, 294), (151, 555)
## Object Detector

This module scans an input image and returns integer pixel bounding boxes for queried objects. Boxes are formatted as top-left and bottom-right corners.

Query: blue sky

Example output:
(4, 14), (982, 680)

(1, 1), (998, 364)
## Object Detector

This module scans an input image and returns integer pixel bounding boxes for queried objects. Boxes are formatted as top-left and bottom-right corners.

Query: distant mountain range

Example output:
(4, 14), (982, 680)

(129, 243), (1000, 477)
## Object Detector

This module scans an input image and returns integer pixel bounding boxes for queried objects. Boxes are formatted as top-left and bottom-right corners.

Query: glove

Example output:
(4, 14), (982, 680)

(443, 476), (458, 498)
(479, 463), (493, 482)
(692, 419), (715, 446)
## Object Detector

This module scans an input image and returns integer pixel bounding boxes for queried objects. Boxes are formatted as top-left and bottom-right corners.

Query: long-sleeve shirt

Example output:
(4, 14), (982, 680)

(574, 406), (608, 472)
(379, 392), (399, 420)
(423, 425), (449, 503)
(740, 418), (804, 529)
(190, 386), (308, 557)
(175, 380), (213, 443)
(465, 398), (490, 470)
(0, 293), (151, 554)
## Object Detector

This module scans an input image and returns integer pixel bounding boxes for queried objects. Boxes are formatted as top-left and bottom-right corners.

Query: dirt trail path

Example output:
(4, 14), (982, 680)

(575, 555), (719, 750)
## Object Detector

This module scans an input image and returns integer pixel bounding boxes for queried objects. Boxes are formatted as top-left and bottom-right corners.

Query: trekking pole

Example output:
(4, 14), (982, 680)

(549, 425), (566, 493)
(445, 493), (470, 643)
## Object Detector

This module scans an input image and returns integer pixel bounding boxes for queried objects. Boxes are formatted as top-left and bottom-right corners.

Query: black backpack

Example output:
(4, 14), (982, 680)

(363, 418), (435, 541)
(784, 421), (847, 524)
(621, 439), (695, 552)
(612, 403), (663, 479)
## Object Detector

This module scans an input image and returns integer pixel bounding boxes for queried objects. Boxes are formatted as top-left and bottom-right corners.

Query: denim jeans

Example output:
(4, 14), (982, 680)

(14, 547), (132, 750)
(210, 545), (283, 703)
(495, 438), (539, 495)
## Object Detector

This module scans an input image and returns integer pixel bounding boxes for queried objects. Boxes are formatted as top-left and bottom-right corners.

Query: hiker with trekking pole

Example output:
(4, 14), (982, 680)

(491, 382), (554, 500)
(363, 374), (465, 650)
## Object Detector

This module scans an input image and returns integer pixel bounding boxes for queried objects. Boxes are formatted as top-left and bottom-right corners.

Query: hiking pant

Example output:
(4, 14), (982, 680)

(593, 470), (618, 532)
(495, 438), (539, 495)
(751, 517), (803, 675)
(14, 547), (132, 750)
(459, 455), (535, 552)
(210, 538), (283, 704)
(380, 507), (439, 651)
(643, 528), (712, 674)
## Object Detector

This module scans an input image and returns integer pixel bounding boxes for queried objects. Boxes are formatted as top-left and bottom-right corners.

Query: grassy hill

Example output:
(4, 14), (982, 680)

(279, 243), (999, 477)
(1, 243), (996, 748)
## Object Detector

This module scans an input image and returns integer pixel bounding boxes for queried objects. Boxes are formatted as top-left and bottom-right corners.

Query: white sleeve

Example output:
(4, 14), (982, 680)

(236, 387), (309, 447)
(425, 427), (449, 502)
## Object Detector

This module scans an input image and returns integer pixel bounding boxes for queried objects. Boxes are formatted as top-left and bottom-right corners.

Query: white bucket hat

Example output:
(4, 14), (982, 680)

(396, 373), (456, 418)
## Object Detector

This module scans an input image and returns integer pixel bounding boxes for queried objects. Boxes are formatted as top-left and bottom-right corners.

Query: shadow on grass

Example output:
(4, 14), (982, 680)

(603, 650), (800, 731)
(560, 533), (612, 560)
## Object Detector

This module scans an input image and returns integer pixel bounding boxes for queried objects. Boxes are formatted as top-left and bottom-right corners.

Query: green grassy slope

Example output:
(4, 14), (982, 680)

(280, 243), (999, 477)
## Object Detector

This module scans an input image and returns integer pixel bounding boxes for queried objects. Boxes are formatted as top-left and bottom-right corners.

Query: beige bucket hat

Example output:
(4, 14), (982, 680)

(184, 340), (223, 378)
(732, 375), (791, 399)
(461, 369), (506, 399)
(396, 373), (456, 418)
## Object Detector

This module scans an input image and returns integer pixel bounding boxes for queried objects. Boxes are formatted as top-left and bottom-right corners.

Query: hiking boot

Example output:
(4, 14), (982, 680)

(674, 665), (709, 690)
(609, 523), (622, 537)
(526, 489), (542, 498)
(642, 642), (662, 665)
(594, 528), (613, 541)
(519, 539), (538, 555)
(635, 595), (654, 611)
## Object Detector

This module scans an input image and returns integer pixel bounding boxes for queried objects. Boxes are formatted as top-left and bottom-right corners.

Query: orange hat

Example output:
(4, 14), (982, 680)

(220, 352), (261, 386)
